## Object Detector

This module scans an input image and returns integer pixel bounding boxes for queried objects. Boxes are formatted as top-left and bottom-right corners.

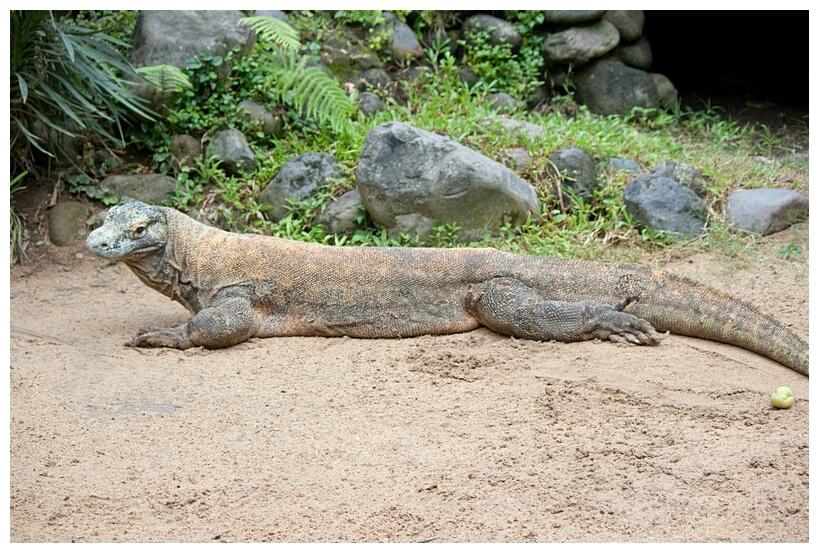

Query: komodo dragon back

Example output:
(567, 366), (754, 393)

(85, 202), (808, 377)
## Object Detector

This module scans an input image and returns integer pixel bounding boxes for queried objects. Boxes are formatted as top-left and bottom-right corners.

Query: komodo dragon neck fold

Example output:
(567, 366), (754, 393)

(85, 202), (809, 377)
(106, 211), (200, 314)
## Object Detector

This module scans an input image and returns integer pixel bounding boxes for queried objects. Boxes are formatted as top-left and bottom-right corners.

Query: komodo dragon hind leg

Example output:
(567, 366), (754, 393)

(466, 278), (668, 345)
(131, 296), (260, 349)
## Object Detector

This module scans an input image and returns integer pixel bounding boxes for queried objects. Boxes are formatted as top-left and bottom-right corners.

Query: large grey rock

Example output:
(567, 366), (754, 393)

(462, 14), (522, 50)
(129, 11), (252, 69)
(614, 36), (653, 70)
(603, 10), (645, 42)
(726, 188), (809, 235)
(356, 122), (540, 241)
(260, 153), (344, 222)
(128, 11), (253, 110)
(315, 189), (367, 236)
(208, 129), (256, 176)
(380, 12), (423, 59)
(541, 20), (620, 66)
(547, 146), (599, 208)
(49, 202), (90, 246)
(624, 175), (708, 238)
(543, 11), (606, 25)
(651, 162), (708, 196)
(574, 60), (661, 115)
(99, 174), (179, 205)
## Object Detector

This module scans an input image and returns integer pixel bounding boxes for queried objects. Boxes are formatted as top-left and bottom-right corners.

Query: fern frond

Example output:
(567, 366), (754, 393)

(136, 64), (192, 94)
(263, 51), (355, 134)
(239, 16), (300, 52)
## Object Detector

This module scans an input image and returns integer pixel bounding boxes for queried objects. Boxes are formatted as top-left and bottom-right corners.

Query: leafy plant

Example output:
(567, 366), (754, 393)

(288, 10), (333, 42)
(503, 11), (546, 34)
(64, 172), (119, 205)
(71, 10), (138, 42)
(749, 123), (787, 156)
(332, 10), (385, 28)
(133, 46), (264, 156)
(429, 223), (463, 247)
(424, 34), (459, 73)
(136, 64), (193, 95)
(459, 29), (544, 101)
(10, 10), (154, 163)
(239, 15), (301, 51)
(260, 51), (357, 134)
(240, 15), (355, 134)
(409, 10), (460, 35)
(10, 171), (28, 265)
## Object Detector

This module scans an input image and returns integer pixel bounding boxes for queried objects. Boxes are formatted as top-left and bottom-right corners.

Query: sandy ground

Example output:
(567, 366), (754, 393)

(8, 222), (809, 543)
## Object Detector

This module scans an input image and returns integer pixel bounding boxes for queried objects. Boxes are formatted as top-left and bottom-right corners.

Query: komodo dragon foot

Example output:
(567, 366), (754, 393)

(590, 294), (669, 345)
(467, 279), (668, 345)
(130, 323), (195, 349)
(130, 297), (260, 349)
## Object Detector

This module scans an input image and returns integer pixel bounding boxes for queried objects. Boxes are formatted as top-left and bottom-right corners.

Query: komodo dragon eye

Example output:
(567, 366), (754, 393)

(132, 224), (148, 239)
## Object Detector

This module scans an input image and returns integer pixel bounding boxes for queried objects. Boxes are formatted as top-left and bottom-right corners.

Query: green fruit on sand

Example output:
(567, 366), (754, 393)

(770, 386), (794, 409)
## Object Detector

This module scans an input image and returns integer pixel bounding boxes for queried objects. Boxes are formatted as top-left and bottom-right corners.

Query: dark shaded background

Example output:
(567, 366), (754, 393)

(644, 11), (808, 127)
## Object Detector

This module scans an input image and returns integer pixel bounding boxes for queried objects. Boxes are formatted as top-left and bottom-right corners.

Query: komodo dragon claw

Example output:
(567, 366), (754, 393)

(613, 294), (641, 312)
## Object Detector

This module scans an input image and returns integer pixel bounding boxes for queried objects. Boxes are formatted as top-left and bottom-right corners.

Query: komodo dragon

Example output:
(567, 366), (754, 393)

(85, 202), (809, 376)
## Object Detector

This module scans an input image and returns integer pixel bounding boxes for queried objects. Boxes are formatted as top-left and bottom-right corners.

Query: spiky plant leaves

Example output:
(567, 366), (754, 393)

(137, 65), (193, 94)
(237, 15), (354, 134)
(10, 171), (29, 265)
(261, 51), (356, 135)
(10, 10), (155, 162)
(239, 16), (301, 52)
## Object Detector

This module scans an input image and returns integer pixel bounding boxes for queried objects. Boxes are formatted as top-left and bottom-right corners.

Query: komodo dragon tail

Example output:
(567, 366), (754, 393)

(588, 261), (808, 376)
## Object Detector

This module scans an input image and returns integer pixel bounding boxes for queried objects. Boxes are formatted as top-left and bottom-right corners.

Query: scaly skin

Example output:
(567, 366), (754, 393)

(85, 202), (809, 376)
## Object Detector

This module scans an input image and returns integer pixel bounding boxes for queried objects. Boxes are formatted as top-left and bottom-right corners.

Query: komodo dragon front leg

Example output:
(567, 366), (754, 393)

(133, 295), (260, 349)
(466, 278), (667, 345)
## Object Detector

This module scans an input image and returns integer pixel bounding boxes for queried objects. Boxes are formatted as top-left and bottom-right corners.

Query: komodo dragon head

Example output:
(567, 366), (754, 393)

(86, 202), (169, 261)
